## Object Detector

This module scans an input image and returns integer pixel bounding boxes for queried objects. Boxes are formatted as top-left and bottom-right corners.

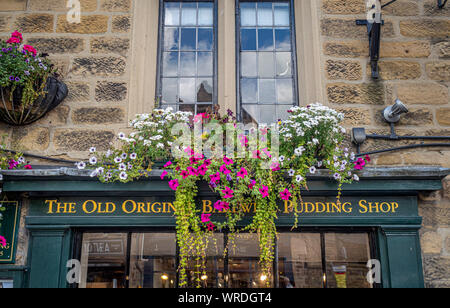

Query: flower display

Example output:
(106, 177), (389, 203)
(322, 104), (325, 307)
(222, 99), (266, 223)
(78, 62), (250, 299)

(82, 104), (368, 287)
(0, 235), (6, 248)
(0, 31), (54, 108)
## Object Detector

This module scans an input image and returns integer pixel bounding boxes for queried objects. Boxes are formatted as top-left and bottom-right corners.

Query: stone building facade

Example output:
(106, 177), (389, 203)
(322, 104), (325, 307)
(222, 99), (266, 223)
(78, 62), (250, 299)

(0, 0), (448, 288)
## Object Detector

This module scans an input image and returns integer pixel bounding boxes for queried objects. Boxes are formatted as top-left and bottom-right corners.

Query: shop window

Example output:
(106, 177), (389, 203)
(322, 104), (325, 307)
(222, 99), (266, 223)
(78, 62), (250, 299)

(76, 230), (376, 288)
(158, 0), (217, 114)
(0, 279), (13, 288)
(237, 0), (298, 125)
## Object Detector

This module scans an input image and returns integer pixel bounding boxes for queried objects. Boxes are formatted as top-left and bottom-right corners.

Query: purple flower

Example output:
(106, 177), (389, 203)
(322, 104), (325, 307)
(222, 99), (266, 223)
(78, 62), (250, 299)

(9, 76), (14, 81)
(226, 174), (232, 181)
(24, 71), (30, 76)
(15, 77), (20, 82)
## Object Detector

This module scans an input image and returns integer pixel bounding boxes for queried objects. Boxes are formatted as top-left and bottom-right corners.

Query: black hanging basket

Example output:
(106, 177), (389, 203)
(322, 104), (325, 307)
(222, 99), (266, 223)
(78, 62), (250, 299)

(0, 77), (68, 126)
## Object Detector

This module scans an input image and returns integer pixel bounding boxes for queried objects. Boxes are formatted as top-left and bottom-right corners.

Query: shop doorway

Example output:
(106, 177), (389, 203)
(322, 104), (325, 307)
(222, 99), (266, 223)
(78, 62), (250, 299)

(73, 229), (378, 288)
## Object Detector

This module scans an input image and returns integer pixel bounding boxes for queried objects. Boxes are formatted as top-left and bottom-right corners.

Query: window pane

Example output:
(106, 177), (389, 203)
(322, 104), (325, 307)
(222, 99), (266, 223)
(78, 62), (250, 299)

(198, 3), (213, 26)
(162, 52), (178, 77)
(259, 79), (276, 104)
(259, 105), (276, 123)
(241, 2), (256, 26)
(197, 78), (213, 102)
(325, 233), (372, 288)
(275, 29), (291, 51)
(241, 29), (257, 51)
(277, 104), (293, 121)
(277, 79), (293, 104)
(242, 104), (259, 125)
(180, 52), (196, 76)
(241, 52), (257, 77)
(165, 2), (180, 26)
(179, 104), (196, 113)
(162, 78), (178, 104)
(258, 29), (274, 51)
(180, 28), (196, 50)
(276, 52), (292, 77)
(228, 233), (269, 288)
(241, 78), (258, 103)
(181, 2), (197, 25)
(164, 27), (179, 51)
(257, 2), (273, 26)
(129, 233), (176, 288)
(179, 78), (196, 103)
(278, 233), (323, 288)
(197, 52), (213, 76)
(258, 53), (275, 78)
(198, 28), (213, 50)
(79, 233), (128, 288)
(274, 3), (290, 26)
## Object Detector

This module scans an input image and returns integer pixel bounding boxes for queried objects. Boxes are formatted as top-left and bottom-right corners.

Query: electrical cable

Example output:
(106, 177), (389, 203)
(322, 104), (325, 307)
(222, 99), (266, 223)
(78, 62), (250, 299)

(356, 143), (450, 157)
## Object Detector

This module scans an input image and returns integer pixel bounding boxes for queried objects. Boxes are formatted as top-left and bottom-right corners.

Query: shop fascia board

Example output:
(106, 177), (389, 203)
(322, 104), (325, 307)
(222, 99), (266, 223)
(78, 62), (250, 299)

(0, 166), (448, 194)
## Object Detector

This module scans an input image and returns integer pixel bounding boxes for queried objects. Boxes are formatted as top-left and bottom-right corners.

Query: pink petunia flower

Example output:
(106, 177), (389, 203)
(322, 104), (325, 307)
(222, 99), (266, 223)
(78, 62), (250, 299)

(23, 45), (37, 56)
(207, 222), (215, 231)
(160, 170), (168, 180)
(201, 213), (211, 223)
(280, 188), (291, 201)
(259, 185), (269, 198)
(180, 170), (190, 179)
(222, 186), (234, 199)
(237, 167), (248, 179)
(169, 179), (179, 191)
(354, 158), (366, 170)
(24, 165), (32, 170)
(248, 179), (256, 190)
(219, 164), (231, 175)
(163, 161), (172, 168)
(210, 172), (221, 183)
(0, 235), (6, 248)
(270, 162), (280, 172)
(197, 164), (208, 176)
(187, 166), (198, 176)
(223, 156), (234, 165)
(6, 37), (21, 44)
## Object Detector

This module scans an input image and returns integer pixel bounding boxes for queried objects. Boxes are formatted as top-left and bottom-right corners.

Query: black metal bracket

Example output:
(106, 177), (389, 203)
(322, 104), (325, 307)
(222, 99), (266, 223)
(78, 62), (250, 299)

(356, 19), (383, 79)
(438, 0), (448, 9)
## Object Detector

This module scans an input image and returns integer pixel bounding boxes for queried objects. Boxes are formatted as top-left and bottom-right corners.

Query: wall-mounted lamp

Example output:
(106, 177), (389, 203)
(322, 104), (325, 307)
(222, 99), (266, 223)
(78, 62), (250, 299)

(382, 99), (409, 123)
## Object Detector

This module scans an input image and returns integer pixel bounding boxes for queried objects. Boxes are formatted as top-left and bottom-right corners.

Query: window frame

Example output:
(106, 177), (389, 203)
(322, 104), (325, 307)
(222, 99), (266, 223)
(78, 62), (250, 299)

(235, 0), (300, 122)
(155, 0), (219, 112)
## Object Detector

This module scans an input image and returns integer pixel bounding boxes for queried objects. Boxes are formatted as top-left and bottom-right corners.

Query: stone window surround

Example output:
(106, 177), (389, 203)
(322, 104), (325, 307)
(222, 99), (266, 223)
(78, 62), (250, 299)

(128, 0), (324, 122)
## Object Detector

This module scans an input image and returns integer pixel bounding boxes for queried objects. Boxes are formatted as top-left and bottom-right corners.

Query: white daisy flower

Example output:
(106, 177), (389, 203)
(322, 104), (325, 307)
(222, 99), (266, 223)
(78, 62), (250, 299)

(118, 132), (126, 140)
(121, 153), (127, 160)
(312, 138), (319, 145)
(334, 173), (341, 180)
(309, 166), (316, 174)
(105, 150), (112, 158)
(114, 157), (122, 164)
(279, 155), (285, 162)
(130, 153), (137, 160)
(317, 161), (323, 168)
(89, 147), (96, 153)
(119, 163), (127, 171)
(353, 174), (360, 181)
(294, 147), (304, 156)
(288, 169), (295, 177)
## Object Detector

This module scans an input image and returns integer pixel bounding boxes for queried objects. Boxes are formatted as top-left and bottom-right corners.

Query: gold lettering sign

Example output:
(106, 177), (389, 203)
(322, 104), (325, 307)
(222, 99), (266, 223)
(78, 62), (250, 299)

(44, 199), (402, 216)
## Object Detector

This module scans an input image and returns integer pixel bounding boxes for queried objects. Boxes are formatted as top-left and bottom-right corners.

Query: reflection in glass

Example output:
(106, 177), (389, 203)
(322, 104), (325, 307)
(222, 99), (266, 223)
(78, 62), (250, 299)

(179, 104), (196, 113)
(242, 104), (258, 125)
(275, 29), (291, 51)
(241, 29), (257, 51)
(258, 29), (274, 51)
(274, 3), (290, 26)
(164, 27), (179, 51)
(197, 52), (213, 76)
(79, 233), (128, 288)
(228, 234), (270, 288)
(129, 233), (176, 288)
(186, 234), (225, 288)
(241, 78), (258, 103)
(241, 2), (256, 26)
(162, 52), (178, 77)
(276, 52), (292, 77)
(198, 28), (213, 50)
(180, 28), (196, 50)
(180, 52), (196, 76)
(277, 79), (293, 104)
(165, 2), (180, 26)
(259, 105), (276, 123)
(259, 79), (276, 104)
(197, 78), (213, 102)
(181, 2), (197, 26)
(325, 233), (372, 288)
(198, 3), (213, 26)
(257, 2), (273, 26)
(241, 52), (257, 77)
(278, 233), (323, 288)
(162, 78), (178, 104)
(258, 53), (275, 78)
(179, 78), (196, 103)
